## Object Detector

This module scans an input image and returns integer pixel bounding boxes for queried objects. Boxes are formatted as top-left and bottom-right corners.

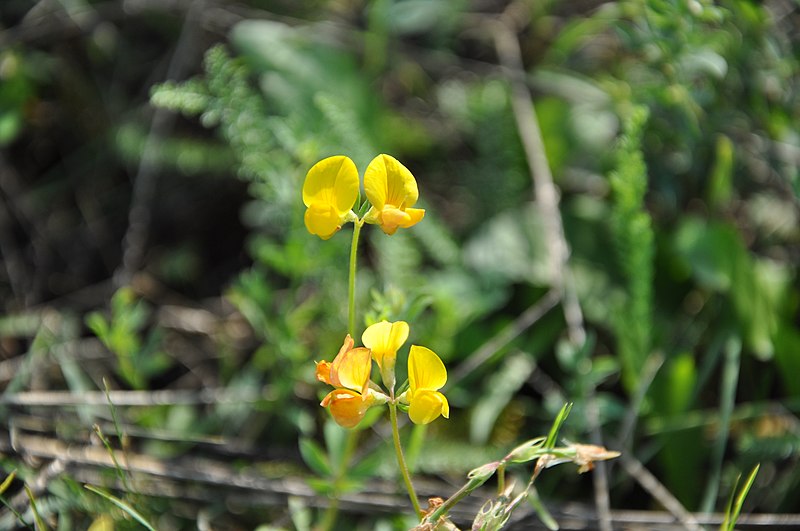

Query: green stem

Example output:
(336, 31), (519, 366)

(426, 480), (474, 523)
(319, 218), (364, 531)
(497, 463), (506, 495)
(317, 499), (338, 531)
(348, 220), (363, 338)
(389, 401), (423, 517)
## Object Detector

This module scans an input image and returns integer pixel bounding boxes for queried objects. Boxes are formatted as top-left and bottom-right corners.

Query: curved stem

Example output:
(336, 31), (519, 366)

(389, 401), (423, 517)
(318, 429), (360, 531)
(348, 220), (363, 338)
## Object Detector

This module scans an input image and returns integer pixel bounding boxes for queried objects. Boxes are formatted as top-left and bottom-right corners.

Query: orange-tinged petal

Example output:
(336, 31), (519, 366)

(379, 207), (412, 235)
(321, 389), (369, 428)
(333, 347), (372, 396)
(315, 360), (333, 385)
(374, 206), (425, 235)
(408, 345), (447, 393)
(328, 335), (355, 388)
(362, 321), (409, 371)
(398, 207), (425, 228)
(302, 156), (359, 215)
(408, 389), (449, 424)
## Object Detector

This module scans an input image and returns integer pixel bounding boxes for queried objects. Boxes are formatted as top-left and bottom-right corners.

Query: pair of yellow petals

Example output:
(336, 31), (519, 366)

(302, 154), (425, 240)
(316, 321), (449, 428)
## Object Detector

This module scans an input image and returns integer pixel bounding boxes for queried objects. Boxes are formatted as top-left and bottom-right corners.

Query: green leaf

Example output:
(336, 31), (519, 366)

(299, 438), (332, 477)
(545, 403), (573, 450)
(504, 437), (546, 464)
(85, 312), (109, 341)
(349, 448), (385, 479)
(149, 79), (210, 116)
(673, 218), (741, 291)
(464, 203), (550, 286)
(650, 352), (702, 505)
(323, 419), (347, 467)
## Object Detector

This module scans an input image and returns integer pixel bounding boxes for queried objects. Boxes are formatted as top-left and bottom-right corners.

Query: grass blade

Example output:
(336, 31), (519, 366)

(84, 485), (156, 531)
(0, 471), (16, 496)
(24, 485), (48, 531)
(545, 403), (573, 449)
(0, 471), (33, 530)
(721, 464), (759, 531)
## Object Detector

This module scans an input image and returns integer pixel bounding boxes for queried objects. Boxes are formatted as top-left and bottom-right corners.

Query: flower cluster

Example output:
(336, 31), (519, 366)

(302, 154), (425, 239)
(316, 321), (449, 428)
(304, 154), (446, 429)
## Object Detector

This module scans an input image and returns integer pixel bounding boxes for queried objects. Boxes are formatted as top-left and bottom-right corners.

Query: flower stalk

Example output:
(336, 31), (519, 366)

(348, 219), (363, 338)
(389, 400), (423, 517)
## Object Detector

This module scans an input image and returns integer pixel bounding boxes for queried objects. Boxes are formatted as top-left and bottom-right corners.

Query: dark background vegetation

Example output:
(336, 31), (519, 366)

(0, 0), (798, 529)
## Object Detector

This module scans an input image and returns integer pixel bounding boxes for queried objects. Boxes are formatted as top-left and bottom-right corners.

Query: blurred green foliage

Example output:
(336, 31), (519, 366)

(86, 288), (170, 390)
(1, 0), (799, 527)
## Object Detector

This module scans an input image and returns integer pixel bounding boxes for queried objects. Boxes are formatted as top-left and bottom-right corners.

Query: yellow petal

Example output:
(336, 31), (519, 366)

(333, 346), (372, 396)
(398, 207), (425, 228)
(302, 155), (359, 215)
(321, 389), (369, 428)
(304, 202), (342, 239)
(408, 345), (447, 392)
(378, 207), (412, 235)
(364, 154), (418, 210)
(362, 320), (409, 370)
(408, 389), (449, 424)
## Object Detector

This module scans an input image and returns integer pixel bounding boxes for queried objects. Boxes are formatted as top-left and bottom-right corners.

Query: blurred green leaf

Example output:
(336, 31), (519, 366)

(471, 353), (535, 445)
(299, 438), (332, 477)
(651, 352), (702, 506)
(464, 203), (550, 286)
(673, 217), (740, 290)
(707, 134), (734, 209)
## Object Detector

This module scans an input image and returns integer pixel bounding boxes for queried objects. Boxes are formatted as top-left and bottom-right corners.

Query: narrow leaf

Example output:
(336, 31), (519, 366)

(545, 403), (572, 449)
(84, 485), (155, 531)
(723, 464), (760, 531)
(24, 485), (48, 531)
(0, 471), (16, 496)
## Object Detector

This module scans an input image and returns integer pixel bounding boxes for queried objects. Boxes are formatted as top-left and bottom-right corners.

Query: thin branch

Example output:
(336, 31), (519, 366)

(492, 16), (585, 345)
(619, 454), (704, 531)
(5, 431), (795, 530)
(114, 0), (206, 288)
(447, 289), (560, 389)
(0, 388), (266, 407)
(492, 11), (610, 531)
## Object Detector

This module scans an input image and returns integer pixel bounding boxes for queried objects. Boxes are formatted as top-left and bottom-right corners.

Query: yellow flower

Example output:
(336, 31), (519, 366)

(362, 320), (409, 390)
(405, 345), (449, 424)
(316, 335), (375, 428)
(363, 154), (425, 235)
(302, 155), (360, 240)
